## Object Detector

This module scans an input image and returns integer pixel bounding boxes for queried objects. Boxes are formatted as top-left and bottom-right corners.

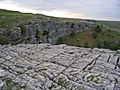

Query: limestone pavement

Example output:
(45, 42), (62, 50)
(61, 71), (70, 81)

(0, 44), (120, 90)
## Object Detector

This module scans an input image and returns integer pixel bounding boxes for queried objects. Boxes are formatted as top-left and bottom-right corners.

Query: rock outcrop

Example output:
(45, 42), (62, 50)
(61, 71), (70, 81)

(1, 19), (96, 45)
(0, 44), (120, 90)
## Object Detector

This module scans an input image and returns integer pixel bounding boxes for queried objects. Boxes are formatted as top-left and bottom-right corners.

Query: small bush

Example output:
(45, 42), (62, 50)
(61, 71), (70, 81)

(71, 23), (74, 28)
(96, 42), (102, 48)
(0, 36), (9, 45)
(92, 32), (97, 39)
(77, 44), (81, 47)
(84, 42), (89, 48)
(36, 28), (42, 38)
(70, 31), (76, 37)
(95, 25), (102, 33)
(57, 37), (63, 44)
(19, 24), (27, 35)
(43, 30), (49, 36)
(66, 22), (69, 25)
(102, 40), (120, 51)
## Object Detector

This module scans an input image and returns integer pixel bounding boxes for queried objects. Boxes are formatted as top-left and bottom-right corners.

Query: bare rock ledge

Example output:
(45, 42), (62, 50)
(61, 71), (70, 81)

(0, 44), (120, 90)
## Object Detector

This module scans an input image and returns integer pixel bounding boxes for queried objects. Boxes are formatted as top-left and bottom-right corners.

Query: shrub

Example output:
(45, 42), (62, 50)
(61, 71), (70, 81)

(57, 37), (63, 44)
(36, 28), (42, 38)
(103, 41), (110, 48)
(110, 41), (120, 50)
(77, 44), (81, 47)
(92, 32), (97, 39)
(19, 24), (27, 35)
(95, 25), (102, 33)
(70, 31), (76, 37)
(71, 23), (74, 28)
(84, 42), (89, 48)
(0, 36), (9, 45)
(66, 22), (69, 25)
(43, 30), (49, 36)
(102, 40), (120, 51)
(6, 30), (11, 36)
(96, 41), (102, 48)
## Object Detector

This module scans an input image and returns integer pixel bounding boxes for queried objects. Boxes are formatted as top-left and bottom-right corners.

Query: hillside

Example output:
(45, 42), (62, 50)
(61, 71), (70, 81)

(0, 9), (48, 28)
(58, 28), (120, 50)
(97, 21), (120, 32)
(0, 9), (120, 30)
(0, 44), (120, 90)
(0, 9), (120, 50)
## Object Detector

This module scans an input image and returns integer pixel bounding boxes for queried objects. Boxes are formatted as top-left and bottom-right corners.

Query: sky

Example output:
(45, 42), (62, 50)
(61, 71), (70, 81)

(0, 0), (120, 21)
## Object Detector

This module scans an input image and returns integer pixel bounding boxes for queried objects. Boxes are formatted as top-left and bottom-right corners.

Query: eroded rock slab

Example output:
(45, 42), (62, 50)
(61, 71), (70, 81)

(0, 44), (120, 90)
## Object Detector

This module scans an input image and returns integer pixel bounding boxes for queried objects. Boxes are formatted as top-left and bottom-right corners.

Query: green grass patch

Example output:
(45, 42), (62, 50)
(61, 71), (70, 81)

(6, 79), (24, 90)
(0, 9), (48, 29)
(97, 21), (120, 32)
(58, 29), (120, 50)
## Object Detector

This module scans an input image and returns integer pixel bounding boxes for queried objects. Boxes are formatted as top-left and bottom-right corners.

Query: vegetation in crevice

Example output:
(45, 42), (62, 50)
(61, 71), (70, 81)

(57, 37), (64, 44)
(86, 75), (100, 83)
(6, 79), (26, 90)
(42, 30), (49, 36)
(0, 35), (9, 45)
(35, 28), (42, 38)
(57, 77), (85, 90)
(19, 24), (27, 35)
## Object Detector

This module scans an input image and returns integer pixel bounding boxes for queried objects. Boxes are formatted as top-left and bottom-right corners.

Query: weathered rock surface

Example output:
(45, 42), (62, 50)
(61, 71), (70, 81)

(0, 44), (120, 90)
(0, 69), (7, 90)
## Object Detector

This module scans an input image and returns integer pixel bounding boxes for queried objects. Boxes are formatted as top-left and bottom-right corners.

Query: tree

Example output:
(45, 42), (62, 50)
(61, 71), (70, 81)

(95, 25), (102, 33)
(71, 23), (74, 28)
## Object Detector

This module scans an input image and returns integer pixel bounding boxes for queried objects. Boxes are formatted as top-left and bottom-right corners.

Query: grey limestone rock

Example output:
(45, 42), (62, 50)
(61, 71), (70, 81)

(0, 69), (7, 90)
(0, 44), (120, 90)
(2, 19), (97, 44)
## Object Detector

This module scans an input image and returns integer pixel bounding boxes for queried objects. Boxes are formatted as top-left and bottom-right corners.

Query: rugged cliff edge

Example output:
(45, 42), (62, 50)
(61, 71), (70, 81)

(0, 19), (96, 45)
(0, 44), (120, 90)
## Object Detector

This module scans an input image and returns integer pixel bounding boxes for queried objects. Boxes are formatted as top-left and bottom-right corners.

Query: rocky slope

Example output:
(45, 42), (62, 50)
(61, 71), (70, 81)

(0, 19), (96, 45)
(0, 44), (120, 90)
